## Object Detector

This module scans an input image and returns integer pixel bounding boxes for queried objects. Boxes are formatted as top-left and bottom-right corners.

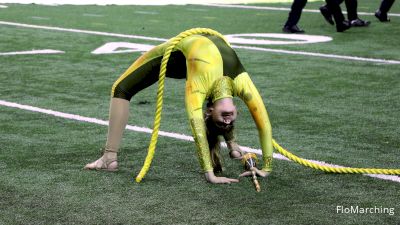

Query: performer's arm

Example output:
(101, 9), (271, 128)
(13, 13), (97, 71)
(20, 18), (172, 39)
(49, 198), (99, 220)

(223, 128), (243, 159)
(185, 82), (239, 184)
(233, 73), (273, 173)
(185, 83), (213, 172)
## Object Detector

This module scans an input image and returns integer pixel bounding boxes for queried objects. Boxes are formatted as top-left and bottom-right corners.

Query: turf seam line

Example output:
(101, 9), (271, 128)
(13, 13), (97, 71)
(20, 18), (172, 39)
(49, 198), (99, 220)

(1, 99), (399, 183)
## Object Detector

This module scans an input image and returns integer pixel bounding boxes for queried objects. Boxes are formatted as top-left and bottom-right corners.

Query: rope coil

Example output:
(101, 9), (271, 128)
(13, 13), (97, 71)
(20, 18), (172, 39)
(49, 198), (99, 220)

(135, 28), (400, 183)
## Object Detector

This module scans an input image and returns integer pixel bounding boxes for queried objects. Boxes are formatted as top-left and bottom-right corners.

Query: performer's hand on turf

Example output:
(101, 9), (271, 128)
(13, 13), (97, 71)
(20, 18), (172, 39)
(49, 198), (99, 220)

(239, 167), (270, 178)
(205, 171), (239, 184)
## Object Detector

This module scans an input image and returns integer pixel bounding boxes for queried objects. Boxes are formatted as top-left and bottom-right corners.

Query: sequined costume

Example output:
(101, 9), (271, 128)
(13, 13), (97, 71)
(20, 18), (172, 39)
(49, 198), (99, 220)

(112, 34), (273, 173)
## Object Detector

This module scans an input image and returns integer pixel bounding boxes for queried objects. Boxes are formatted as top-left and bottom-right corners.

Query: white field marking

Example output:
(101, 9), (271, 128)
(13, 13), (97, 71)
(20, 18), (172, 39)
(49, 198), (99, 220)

(91, 34), (330, 55)
(2, 20), (399, 64)
(1, 1), (399, 17)
(186, 8), (207, 12)
(134, 11), (158, 15)
(0, 0), (300, 5)
(91, 42), (154, 54)
(0, 99), (399, 183)
(0, 5), (8, 8)
(226, 33), (332, 45)
(0, 21), (168, 42)
(0, 49), (64, 56)
(82, 13), (104, 17)
(203, 3), (400, 18)
(232, 45), (400, 64)
(32, 16), (50, 20)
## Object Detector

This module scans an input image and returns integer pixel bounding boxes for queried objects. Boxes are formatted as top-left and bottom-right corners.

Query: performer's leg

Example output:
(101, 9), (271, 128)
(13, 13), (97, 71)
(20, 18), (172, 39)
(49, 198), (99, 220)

(103, 98), (130, 161)
(84, 97), (129, 171)
(84, 53), (160, 171)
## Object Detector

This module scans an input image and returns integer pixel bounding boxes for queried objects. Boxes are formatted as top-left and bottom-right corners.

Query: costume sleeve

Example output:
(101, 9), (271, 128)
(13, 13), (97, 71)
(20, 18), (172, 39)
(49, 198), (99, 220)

(185, 82), (214, 172)
(233, 72), (273, 172)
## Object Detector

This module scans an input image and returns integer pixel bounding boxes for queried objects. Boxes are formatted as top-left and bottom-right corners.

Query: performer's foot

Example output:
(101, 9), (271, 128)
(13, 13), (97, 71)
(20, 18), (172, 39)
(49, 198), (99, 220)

(84, 156), (118, 171)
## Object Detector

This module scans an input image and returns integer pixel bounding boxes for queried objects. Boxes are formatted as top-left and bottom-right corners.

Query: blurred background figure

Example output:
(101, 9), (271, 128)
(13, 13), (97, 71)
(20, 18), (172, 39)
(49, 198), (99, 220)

(320, 0), (350, 32)
(319, 0), (370, 28)
(282, 0), (307, 33)
(375, 0), (395, 22)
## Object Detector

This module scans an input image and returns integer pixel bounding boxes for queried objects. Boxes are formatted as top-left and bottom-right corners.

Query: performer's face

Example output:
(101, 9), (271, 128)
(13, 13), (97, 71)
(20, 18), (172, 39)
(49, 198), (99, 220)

(210, 98), (237, 130)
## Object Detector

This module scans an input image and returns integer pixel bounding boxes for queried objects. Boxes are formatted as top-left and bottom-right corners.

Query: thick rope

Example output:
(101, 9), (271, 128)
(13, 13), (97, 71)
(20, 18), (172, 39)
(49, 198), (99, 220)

(135, 28), (229, 182)
(135, 28), (400, 183)
(272, 140), (400, 175)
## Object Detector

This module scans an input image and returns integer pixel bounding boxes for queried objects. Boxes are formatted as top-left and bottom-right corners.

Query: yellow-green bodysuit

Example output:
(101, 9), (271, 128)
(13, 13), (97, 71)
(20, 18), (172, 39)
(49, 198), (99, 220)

(112, 34), (273, 173)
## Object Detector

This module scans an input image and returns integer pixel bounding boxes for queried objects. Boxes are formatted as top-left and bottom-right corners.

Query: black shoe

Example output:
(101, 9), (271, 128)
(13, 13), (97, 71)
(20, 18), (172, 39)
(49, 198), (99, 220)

(375, 10), (390, 22)
(350, 18), (371, 27)
(282, 25), (305, 33)
(336, 20), (351, 32)
(319, 5), (334, 25)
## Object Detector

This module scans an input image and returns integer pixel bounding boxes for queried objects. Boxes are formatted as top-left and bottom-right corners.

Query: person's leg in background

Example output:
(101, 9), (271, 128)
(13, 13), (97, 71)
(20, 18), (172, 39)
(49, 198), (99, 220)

(345, 0), (370, 27)
(282, 0), (308, 33)
(325, 0), (351, 32)
(375, 0), (395, 22)
(320, 0), (370, 27)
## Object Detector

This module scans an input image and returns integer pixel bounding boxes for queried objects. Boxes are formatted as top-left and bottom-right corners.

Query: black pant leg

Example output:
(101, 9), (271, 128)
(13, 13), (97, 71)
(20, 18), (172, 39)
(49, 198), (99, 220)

(284, 0), (308, 27)
(379, 0), (395, 13)
(345, 0), (358, 21)
(324, 0), (343, 13)
(325, 0), (345, 24)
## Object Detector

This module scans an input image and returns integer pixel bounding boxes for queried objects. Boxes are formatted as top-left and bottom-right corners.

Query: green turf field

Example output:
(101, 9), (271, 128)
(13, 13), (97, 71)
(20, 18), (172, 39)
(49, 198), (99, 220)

(0, 1), (399, 224)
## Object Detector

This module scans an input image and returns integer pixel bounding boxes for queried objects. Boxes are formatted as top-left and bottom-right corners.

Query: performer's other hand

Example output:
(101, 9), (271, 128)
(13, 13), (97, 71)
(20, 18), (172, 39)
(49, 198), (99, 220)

(205, 171), (239, 184)
(239, 167), (270, 178)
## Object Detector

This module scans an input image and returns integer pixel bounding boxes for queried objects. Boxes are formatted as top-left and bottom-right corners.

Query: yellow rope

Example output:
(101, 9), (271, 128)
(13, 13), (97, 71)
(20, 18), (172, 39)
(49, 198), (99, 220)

(135, 28), (229, 182)
(273, 139), (400, 175)
(135, 27), (400, 182)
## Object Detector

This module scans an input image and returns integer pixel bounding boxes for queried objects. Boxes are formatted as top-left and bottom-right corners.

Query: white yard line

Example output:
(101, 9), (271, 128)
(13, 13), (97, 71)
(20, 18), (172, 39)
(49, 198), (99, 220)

(1, 20), (399, 64)
(0, 0), (301, 5)
(0, 49), (64, 55)
(0, 21), (168, 42)
(202, 3), (400, 18)
(1, 99), (399, 183)
(1, 1), (399, 17)
(232, 45), (400, 64)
